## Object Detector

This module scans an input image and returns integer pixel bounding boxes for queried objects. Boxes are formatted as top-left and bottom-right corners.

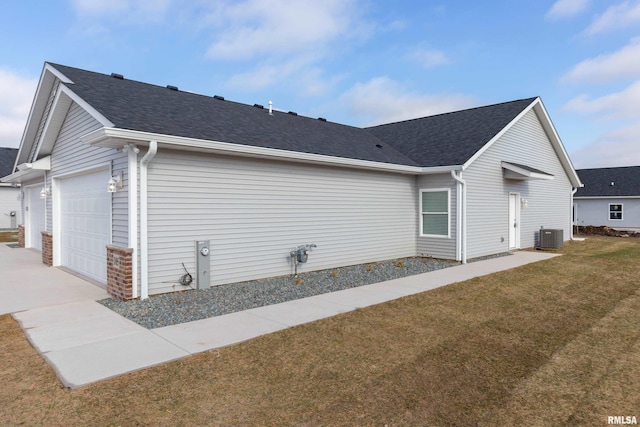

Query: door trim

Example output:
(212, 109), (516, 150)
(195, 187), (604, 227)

(509, 192), (521, 249)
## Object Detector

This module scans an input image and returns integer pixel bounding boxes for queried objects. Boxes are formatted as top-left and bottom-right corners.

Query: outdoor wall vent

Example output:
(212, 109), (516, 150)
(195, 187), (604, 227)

(213, 95), (225, 100)
(166, 85), (178, 91)
(111, 73), (124, 80)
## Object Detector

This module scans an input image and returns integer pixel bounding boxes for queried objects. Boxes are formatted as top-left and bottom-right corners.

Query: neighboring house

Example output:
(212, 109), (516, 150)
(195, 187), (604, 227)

(0, 147), (21, 229)
(1, 63), (582, 300)
(574, 166), (640, 232)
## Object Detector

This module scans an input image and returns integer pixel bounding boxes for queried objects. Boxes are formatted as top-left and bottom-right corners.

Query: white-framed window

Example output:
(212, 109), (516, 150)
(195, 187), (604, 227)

(609, 203), (623, 221)
(420, 189), (450, 238)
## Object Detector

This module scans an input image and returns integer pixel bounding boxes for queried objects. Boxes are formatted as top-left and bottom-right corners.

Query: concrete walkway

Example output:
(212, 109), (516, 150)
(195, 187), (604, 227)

(1, 243), (559, 388)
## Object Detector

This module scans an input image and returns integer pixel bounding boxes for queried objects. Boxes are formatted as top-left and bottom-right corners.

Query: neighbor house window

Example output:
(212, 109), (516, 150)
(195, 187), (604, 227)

(420, 189), (450, 237)
(609, 204), (623, 220)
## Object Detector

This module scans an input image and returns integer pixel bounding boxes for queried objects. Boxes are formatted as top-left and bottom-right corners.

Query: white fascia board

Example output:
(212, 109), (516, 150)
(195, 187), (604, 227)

(13, 64), (60, 170)
(82, 127), (442, 175)
(502, 161), (554, 180)
(2, 156), (51, 183)
(463, 97), (583, 188)
(29, 84), (114, 163)
(463, 98), (537, 170)
(59, 85), (114, 127)
(532, 99), (583, 188)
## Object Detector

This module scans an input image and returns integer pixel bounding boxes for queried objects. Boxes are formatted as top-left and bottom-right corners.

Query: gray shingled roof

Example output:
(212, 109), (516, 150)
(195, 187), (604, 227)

(365, 97), (537, 167)
(50, 63), (418, 167)
(50, 63), (536, 168)
(575, 166), (640, 197)
(0, 147), (18, 178)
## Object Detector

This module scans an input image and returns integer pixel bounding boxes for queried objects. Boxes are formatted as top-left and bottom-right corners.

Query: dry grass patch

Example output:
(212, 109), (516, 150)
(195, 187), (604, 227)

(0, 231), (18, 242)
(1, 236), (639, 425)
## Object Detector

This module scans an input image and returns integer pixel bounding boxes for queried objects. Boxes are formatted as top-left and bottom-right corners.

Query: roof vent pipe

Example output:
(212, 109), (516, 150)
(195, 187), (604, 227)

(269, 100), (273, 115)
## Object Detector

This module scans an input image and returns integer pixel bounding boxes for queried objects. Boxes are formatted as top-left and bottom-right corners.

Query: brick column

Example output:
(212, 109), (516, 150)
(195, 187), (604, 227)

(41, 232), (53, 266)
(18, 225), (25, 248)
(107, 245), (134, 301)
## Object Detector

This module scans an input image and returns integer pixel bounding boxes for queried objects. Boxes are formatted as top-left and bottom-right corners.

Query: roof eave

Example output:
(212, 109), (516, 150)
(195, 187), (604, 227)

(83, 127), (431, 175)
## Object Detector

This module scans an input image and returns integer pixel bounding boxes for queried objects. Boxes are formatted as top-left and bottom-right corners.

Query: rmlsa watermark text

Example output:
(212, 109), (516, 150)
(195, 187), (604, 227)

(608, 416), (637, 425)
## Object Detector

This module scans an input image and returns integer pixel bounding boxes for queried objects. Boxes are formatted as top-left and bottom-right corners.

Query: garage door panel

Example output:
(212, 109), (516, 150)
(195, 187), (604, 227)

(59, 169), (111, 284)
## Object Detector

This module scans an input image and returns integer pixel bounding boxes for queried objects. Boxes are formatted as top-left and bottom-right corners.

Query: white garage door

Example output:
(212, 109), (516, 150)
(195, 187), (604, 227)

(59, 169), (111, 284)
(26, 186), (46, 251)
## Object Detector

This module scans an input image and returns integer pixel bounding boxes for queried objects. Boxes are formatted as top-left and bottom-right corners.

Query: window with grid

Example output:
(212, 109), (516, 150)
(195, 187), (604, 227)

(609, 204), (623, 220)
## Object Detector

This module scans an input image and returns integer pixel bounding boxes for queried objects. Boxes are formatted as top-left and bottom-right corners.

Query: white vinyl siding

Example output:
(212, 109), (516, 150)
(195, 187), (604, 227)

(416, 174), (457, 259)
(0, 188), (21, 228)
(49, 102), (128, 248)
(420, 189), (450, 237)
(463, 108), (573, 259)
(575, 198), (640, 230)
(146, 150), (417, 295)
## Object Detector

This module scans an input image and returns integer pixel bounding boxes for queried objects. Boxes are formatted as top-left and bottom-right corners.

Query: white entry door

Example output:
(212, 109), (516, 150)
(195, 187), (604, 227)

(26, 186), (46, 251)
(509, 193), (520, 249)
(59, 169), (111, 284)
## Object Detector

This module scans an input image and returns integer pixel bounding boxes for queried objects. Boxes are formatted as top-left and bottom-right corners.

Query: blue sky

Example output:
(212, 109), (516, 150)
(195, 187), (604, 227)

(0, 0), (639, 168)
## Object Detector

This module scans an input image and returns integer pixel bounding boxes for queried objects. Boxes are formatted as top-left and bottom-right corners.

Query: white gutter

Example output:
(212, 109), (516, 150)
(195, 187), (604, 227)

(139, 141), (157, 300)
(570, 187), (584, 241)
(124, 144), (140, 299)
(82, 127), (463, 176)
(451, 170), (467, 264)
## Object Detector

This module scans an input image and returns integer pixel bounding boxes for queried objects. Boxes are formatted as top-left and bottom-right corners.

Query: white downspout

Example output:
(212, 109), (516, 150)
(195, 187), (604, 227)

(570, 187), (578, 241)
(123, 144), (140, 298)
(451, 170), (467, 264)
(140, 141), (157, 300)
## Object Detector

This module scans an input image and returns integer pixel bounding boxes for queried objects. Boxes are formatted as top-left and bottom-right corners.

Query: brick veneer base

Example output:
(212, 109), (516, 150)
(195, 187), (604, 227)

(41, 232), (53, 266)
(107, 245), (134, 301)
(18, 225), (25, 248)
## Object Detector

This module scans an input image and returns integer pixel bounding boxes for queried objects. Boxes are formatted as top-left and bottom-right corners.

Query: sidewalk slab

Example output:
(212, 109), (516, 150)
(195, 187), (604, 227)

(153, 311), (290, 354)
(14, 301), (144, 353)
(245, 295), (354, 326)
(44, 331), (189, 389)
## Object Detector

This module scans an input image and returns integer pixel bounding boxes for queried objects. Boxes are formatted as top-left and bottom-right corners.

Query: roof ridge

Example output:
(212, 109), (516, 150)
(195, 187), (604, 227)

(576, 165), (640, 171)
(366, 96), (538, 129)
(48, 62), (345, 127)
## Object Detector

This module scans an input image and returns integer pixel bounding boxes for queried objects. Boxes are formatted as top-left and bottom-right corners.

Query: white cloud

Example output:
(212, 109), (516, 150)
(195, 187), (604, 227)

(206, 0), (366, 60)
(406, 48), (451, 69)
(69, 0), (171, 24)
(0, 69), (37, 148)
(583, 1), (640, 35)
(545, 0), (590, 20)
(562, 81), (640, 120)
(570, 123), (640, 168)
(338, 76), (476, 126)
(562, 38), (640, 84)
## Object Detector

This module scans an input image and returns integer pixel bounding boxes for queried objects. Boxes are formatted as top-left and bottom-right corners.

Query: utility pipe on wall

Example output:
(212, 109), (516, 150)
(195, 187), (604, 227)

(124, 144), (140, 298)
(451, 169), (467, 264)
(140, 141), (157, 300)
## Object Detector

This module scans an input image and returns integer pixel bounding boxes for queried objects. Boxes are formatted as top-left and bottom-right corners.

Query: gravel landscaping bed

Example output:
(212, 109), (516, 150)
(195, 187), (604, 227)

(99, 257), (458, 329)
